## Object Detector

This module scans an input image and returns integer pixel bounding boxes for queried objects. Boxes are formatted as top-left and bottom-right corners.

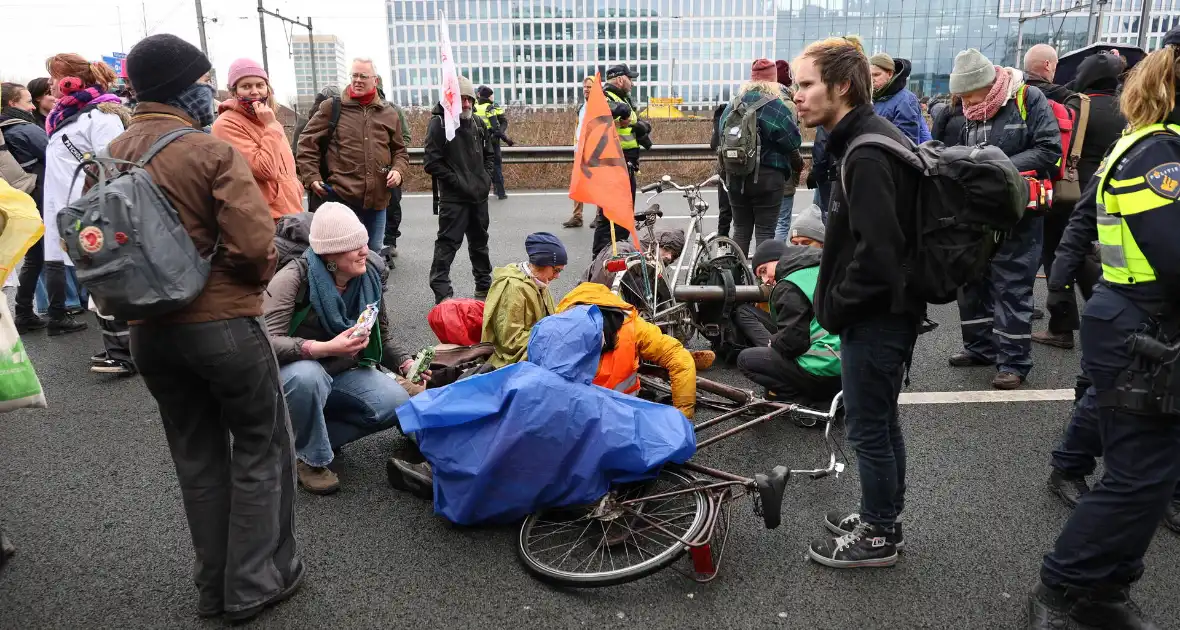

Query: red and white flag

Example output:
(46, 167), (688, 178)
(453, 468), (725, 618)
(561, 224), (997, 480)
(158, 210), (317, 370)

(437, 11), (462, 141)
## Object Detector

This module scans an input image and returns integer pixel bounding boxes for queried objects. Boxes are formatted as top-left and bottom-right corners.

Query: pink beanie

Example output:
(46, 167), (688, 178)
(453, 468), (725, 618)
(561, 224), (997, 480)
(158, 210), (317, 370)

(227, 58), (269, 89)
(751, 59), (777, 82)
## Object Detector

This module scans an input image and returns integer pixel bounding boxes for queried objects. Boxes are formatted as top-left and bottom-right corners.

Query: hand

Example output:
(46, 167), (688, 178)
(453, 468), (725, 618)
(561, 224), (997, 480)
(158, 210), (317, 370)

(386, 169), (402, 188)
(399, 358), (415, 376)
(311, 181), (326, 198)
(506, 139), (516, 147)
(253, 101), (277, 125)
(316, 326), (369, 358)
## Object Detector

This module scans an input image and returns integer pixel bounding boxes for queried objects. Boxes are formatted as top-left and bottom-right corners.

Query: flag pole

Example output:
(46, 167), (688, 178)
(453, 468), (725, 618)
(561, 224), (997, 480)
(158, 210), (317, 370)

(609, 221), (618, 256)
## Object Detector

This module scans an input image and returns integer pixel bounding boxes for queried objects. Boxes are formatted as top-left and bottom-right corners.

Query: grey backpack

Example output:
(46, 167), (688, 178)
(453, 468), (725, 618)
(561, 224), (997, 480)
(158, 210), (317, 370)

(718, 94), (776, 182)
(57, 127), (215, 320)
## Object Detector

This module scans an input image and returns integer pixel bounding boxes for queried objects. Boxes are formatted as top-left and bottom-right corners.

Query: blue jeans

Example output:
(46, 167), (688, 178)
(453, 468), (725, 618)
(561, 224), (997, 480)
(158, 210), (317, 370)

(774, 192), (795, 241)
(356, 208), (387, 252)
(280, 361), (408, 467)
(839, 313), (918, 529)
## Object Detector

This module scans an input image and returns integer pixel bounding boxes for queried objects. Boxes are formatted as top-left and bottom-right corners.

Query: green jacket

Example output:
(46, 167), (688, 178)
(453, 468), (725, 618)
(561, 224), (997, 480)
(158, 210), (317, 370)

(481, 263), (556, 368)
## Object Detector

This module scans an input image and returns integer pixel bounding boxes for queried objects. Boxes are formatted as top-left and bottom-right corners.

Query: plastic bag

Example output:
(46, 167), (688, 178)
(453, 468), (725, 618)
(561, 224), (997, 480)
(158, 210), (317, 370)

(427, 298), (485, 345)
(0, 181), (46, 412)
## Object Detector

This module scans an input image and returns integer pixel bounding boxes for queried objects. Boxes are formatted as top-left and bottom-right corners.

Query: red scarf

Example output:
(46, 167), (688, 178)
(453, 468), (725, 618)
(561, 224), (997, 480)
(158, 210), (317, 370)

(963, 67), (1013, 122)
(348, 86), (377, 106)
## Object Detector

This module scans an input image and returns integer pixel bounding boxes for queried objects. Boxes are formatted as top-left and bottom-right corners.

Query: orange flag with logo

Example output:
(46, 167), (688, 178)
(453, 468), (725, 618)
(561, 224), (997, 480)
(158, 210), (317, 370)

(569, 74), (638, 247)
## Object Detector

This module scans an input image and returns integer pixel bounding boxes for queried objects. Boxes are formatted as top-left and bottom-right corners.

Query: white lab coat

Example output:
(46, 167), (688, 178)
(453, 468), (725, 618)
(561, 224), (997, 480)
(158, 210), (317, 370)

(43, 108), (125, 265)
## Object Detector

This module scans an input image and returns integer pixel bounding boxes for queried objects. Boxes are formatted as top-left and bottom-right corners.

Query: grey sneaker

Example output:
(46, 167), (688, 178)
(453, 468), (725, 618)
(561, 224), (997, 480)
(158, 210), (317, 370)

(824, 511), (905, 550)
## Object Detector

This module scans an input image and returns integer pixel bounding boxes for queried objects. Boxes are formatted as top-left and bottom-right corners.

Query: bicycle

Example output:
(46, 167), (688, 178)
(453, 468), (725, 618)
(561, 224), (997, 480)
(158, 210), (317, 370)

(606, 174), (759, 345)
(516, 372), (846, 587)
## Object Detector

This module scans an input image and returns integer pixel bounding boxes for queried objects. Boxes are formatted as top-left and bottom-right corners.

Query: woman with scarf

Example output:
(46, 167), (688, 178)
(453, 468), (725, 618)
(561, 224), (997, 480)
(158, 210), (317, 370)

(211, 59), (302, 221)
(42, 54), (131, 353)
(263, 202), (416, 495)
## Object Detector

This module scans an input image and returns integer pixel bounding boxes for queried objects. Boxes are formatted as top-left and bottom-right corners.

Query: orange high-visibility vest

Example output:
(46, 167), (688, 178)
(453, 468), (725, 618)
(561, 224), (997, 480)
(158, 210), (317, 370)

(593, 317), (640, 395)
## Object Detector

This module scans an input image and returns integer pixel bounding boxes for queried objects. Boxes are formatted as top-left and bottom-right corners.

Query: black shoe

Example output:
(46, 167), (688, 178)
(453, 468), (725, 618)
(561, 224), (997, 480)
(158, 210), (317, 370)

(1032, 307), (1046, 321)
(90, 352), (109, 365)
(823, 511), (905, 550)
(224, 560), (305, 624)
(474, 289), (489, 300)
(949, 351), (992, 367)
(386, 457), (434, 500)
(497, 194), (507, 200)
(15, 311), (47, 333)
(1026, 582), (1074, 629)
(1071, 586), (1160, 630)
(808, 522), (899, 568)
(91, 359), (136, 376)
(0, 528), (14, 573)
(1048, 468), (1090, 509)
(67, 306), (87, 317)
(48, 314), (87, 336)
(1164, 500), (1180, 534)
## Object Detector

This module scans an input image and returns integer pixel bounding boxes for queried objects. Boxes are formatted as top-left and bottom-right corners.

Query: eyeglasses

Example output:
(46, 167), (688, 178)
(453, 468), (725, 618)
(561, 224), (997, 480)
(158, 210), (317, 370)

(351, 73), (375, 80)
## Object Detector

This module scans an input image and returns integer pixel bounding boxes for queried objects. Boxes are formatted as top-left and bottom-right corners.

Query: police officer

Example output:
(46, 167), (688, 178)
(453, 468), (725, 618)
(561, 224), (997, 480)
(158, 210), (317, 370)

(593, 64), (652, 256)
(1027, 33), (1180, 630)
(474, 85), (513, 200)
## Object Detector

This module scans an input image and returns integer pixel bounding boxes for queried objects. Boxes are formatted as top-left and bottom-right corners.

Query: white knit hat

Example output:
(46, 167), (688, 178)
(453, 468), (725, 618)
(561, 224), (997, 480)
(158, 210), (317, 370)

(949, 49), (997, 95)
(309, 202), (369, 255)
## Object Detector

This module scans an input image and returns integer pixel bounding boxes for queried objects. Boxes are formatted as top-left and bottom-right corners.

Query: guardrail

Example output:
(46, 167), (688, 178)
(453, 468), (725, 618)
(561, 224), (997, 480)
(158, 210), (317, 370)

(406, 142), (815, 165)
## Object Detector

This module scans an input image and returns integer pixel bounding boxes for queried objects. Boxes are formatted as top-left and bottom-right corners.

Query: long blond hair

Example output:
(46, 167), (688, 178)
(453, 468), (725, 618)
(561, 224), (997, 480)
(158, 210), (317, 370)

(1121, 45), (1177, 130)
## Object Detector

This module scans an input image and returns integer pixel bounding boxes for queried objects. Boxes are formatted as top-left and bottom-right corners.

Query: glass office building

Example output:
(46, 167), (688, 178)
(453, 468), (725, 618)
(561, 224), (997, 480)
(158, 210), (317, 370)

(386, 0), (777, 107)
(775, 1), (1180, 97)
(293, 35), (350, 113)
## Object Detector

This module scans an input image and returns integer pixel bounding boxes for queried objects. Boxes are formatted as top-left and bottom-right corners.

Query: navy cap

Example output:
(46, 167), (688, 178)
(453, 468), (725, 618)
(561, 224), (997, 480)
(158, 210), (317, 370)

(525, 232), (568, 267)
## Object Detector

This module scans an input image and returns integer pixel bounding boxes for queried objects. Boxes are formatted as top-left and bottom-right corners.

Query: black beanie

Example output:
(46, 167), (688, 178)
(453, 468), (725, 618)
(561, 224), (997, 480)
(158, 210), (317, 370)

(126, 34), (211, 103)
(751, 239), (787, 270)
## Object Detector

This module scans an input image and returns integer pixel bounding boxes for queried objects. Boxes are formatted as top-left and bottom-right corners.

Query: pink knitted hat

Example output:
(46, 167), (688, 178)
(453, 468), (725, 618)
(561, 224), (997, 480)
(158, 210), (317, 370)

(751, 59), (777, 82)
(227, 58), (268, 90)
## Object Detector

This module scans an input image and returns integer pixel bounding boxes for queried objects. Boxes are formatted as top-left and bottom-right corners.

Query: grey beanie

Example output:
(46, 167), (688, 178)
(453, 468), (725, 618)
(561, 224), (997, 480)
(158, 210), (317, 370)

(459, 76), (476, 100)
(869, 53), (894, 73)
(949, 49), (997, 94)
(790, 204), (826, 243)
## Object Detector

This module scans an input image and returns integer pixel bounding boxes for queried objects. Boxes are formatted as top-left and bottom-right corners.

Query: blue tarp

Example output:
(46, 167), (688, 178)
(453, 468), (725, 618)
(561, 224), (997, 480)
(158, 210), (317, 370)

(396, 305), (697, 525)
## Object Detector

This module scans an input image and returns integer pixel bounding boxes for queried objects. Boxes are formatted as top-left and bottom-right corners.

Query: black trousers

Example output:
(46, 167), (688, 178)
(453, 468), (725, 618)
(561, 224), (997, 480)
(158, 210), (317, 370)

(1042, 207), (1101, 333)
(732, 304), (841, 404)
(15, 235), (44, 314)
(430, 199), (493, 304)
(130, 317), (301, 614)
(717, 181), (732, 237)
(384, 187), (403, 249)
(42, 260), (73, 319)
(592, 168), (637, 258)
(728, 167), (785, 259)
(96, 309), (132, 363)
(491, 143), (506, 198)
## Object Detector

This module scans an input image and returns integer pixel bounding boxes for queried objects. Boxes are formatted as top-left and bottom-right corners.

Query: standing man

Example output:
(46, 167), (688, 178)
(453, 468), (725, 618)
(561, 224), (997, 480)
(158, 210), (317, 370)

(594, 64), (652, 255)
(376, 76), (411, 262)
(868, 52), (932, 145)
(793, 35), (926, 569)
(947, 49), (1061, 390)
(424, 76), (495, 304)
(475, 85), (514, 200)
(296, 58), (408, 252)
(117, 34), (302, 621)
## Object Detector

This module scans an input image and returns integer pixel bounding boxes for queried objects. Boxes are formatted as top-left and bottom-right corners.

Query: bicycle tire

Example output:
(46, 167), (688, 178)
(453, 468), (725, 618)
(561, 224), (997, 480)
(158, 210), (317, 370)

(691, 236), (756, 286)
(517, 468), (709, 588)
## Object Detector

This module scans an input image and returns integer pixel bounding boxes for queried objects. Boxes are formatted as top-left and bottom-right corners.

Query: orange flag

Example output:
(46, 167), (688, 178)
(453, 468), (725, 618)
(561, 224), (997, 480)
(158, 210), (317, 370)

(569, 74), (638, 247)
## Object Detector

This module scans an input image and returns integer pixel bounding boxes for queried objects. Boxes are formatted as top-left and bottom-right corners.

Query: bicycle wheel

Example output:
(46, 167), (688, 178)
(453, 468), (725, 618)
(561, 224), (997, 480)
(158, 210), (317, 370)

(517, 468), (709, 587)
(691, 235), (757, 286)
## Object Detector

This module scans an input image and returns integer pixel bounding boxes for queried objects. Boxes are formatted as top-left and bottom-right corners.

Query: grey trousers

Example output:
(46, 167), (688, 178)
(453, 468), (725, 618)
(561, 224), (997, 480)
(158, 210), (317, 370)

(130, 317), (301, 615)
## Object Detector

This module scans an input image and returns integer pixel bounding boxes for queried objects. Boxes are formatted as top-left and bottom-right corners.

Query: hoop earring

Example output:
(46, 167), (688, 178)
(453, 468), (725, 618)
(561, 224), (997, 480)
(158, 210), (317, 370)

(326, 261), (338, 273)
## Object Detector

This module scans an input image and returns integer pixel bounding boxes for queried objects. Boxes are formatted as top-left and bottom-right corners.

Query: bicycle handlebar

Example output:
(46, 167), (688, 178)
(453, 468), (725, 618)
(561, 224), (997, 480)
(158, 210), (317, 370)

(641, 173), (724, 195)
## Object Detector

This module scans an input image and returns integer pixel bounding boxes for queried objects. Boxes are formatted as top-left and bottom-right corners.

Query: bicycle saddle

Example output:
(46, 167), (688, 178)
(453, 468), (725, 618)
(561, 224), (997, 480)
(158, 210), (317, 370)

(634, 204), (663, 223)
(753, 465), (789, 530)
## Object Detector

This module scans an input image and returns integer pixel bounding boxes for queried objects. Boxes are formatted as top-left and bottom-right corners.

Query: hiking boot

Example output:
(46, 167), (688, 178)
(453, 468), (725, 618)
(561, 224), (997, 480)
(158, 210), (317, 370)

(1070, 586), (1160, 630)
(589, 216), (600, 229)
(1164, 500), (1180, 534)
(823, 511), (905, 550)
(562, 217), (583, 228)
(296, 461), (340, 495)
(1032, 307), (1045, 320)
(949, 351), (991, 367)
(91, 358), (137, 376)
(48, 314), (88, 336)
(1032, 330), (1075, 349)
(474, 289), (489, 300)
(386, 457), (434, 500)
(1047, 468), (1090, 509)
(808, 521), (898, 568)
(993, 371), (1024, 390)
(224, 560), (305, 623)
(15, 310), (47, 333)
(1026, 582), (1074, 630)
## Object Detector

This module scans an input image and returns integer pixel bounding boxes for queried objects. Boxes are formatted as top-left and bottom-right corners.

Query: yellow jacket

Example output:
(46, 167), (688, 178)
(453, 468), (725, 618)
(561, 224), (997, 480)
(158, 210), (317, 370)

(557, 282), (696, 418)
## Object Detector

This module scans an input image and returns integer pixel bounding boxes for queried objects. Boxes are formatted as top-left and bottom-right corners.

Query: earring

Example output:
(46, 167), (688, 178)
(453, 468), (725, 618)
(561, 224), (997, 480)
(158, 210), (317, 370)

(326, 261), (338, 272)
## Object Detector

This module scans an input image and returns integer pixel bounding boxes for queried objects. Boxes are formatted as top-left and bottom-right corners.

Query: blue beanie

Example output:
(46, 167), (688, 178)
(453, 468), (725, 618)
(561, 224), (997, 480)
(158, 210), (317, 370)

(525, 232), (568, 267)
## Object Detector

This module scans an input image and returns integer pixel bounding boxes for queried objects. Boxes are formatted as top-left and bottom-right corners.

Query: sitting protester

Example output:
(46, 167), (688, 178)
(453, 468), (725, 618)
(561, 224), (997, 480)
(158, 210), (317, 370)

(482, 232), (565, 368)
(735, 235), (841, 408)
(787, 204), (825, 248)
(263, 202), (418, 495)
(558, 282), (697, 418)
(583, 228), (686, 287)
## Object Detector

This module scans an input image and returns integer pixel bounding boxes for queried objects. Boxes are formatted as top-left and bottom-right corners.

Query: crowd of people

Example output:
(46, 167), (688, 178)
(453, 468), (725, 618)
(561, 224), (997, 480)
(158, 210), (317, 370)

(2, 23), (1180, 629)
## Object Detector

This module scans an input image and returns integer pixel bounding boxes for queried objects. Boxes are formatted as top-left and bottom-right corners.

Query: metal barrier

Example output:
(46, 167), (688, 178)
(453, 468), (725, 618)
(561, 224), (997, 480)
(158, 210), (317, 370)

(407, 142), (814, 165)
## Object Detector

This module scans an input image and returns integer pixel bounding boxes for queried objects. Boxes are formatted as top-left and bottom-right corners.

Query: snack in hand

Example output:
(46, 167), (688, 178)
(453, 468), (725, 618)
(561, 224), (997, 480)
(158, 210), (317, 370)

(408, 346), (436, 384)
(351, 302), (380, 338)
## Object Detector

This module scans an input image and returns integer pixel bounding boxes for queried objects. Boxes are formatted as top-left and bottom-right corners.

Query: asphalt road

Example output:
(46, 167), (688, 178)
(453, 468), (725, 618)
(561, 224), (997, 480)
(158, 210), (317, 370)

(2, 190), (1178, 629)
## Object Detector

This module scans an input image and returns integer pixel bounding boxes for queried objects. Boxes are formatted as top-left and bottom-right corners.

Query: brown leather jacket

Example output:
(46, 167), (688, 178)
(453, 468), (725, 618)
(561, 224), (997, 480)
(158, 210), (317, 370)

(104, 103), (278, 324)
(295, 92), (410, 211)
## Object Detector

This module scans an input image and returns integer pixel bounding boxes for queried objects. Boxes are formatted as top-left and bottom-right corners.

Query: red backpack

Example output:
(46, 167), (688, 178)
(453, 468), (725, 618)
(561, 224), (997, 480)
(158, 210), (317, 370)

(1016, 85), (1090, 204)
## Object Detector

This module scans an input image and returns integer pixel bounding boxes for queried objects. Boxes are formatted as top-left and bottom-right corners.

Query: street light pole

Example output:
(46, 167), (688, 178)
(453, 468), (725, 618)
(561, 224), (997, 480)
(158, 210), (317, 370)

(195, 0), (215, 86)
(308, 17), (318, 94)
(1138, 0), (1153, 49)
(257, 0), (269, 75)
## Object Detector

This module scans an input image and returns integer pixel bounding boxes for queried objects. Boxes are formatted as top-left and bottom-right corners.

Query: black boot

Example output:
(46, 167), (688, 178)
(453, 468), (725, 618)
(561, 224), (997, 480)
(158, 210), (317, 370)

(14, 308), (47, 333)
(48, 313), (87, 336)
(1164, 500), (1180, 534)
(1071, 585), (1160, 630)
(1048, 468), (1090, 509)
(0, 528), (14, 573)
(1026, 582), (1073, 629)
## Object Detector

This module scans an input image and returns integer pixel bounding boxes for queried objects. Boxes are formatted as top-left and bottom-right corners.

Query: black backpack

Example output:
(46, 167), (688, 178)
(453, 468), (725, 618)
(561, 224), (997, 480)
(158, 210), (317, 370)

(690, 249), (755, 364)
(839, 133), (1027, 304)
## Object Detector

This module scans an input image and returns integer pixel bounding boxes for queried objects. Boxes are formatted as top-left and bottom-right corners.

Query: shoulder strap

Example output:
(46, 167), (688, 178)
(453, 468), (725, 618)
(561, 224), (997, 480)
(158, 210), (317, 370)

(0, 119), (28, 130)
(1071, 94), (1092, 162)
(61, 134), (87, 162)
(1016, 84), (1029, 121)
(839, 132), (924, 192)
(138, 127), (201, 167)
(329, 96), (343, 131)
(747, 94), (777, 114)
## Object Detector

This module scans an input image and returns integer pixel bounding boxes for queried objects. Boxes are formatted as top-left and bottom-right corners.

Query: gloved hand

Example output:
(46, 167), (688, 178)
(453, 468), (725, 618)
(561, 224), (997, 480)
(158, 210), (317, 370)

(1047, 287), (1080, 331)
(505, 138), (516, 147)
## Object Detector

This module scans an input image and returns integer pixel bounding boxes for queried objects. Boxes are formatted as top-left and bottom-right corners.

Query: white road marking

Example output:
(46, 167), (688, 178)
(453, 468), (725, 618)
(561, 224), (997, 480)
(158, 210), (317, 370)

(898, 389), (1074, 405)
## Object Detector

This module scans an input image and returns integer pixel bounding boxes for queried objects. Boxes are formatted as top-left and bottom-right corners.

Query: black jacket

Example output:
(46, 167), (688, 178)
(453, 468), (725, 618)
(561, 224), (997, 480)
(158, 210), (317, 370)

(769, 246), (823, 359)
(0, 108), (47, 208)
(932, 103), (966, 147)
(807, 126), (831, 211)
(963, 78), (1062, 179)
(815, 105), (924, 333)
(1025, 75), (1079, 114)
(424, 103), (494, 203)
(1073, 53), (1128, 187)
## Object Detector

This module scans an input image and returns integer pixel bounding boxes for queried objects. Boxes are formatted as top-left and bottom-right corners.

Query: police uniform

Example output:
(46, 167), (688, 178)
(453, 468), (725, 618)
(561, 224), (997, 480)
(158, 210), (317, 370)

(474, 92), (511, 199)
(1031, 122), (1180, 629)
(593, 82), (640, 256)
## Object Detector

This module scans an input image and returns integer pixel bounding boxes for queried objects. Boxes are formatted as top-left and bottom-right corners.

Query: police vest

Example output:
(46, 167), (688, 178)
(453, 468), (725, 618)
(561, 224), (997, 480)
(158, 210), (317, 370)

(604, 90), (639, 151)
(474, 101), (503, 130)
(782, 266), (842, 377)
(1095, 123), (1180, 285)
(593, 316), (641, 395)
